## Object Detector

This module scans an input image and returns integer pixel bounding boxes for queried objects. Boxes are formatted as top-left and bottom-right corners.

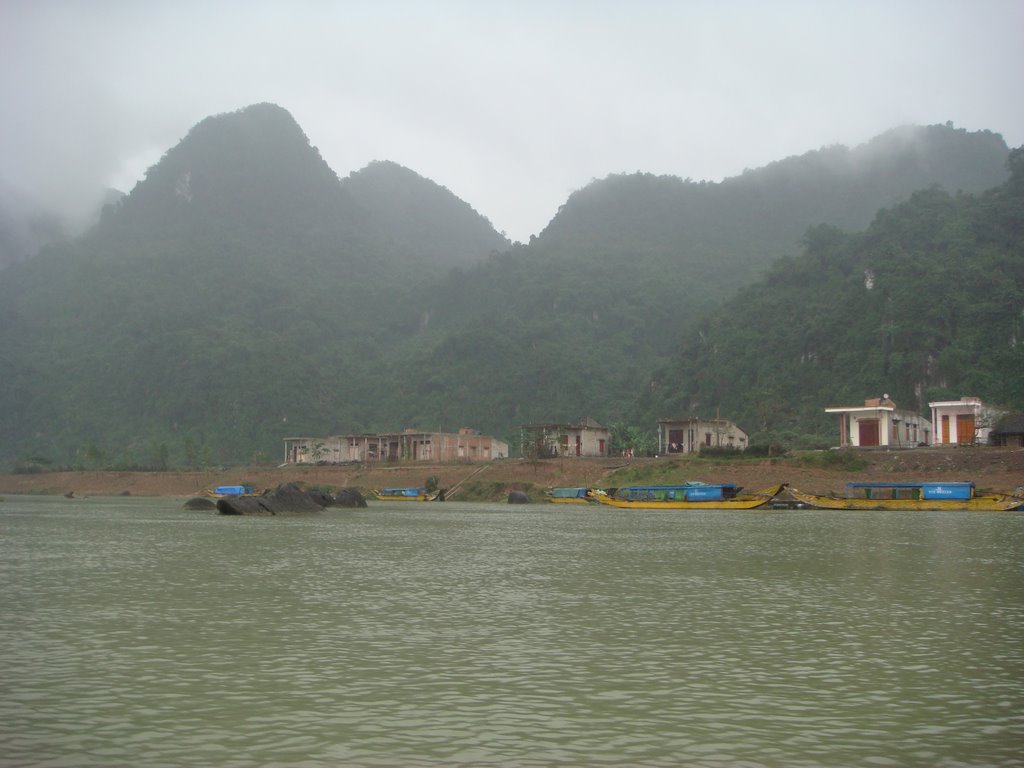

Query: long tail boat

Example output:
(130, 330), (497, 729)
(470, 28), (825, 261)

(370, 487), (440, 502)
(788, 481), (1024, 512)
(591, 482), (785, 510)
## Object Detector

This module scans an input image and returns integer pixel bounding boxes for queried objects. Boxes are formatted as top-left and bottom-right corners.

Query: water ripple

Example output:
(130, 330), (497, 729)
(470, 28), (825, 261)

(1, 499), (1022, 766)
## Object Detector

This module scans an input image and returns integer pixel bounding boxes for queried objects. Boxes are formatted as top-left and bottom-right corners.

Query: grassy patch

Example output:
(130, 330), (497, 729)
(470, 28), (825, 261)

(792, 450), (869, 472)
(604, 459), (696, 486)
(455, 481), (546, 502)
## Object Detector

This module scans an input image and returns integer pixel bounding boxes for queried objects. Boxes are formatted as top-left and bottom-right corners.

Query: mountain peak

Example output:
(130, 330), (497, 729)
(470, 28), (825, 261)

(342, 160), (510, 264)
(104, 102), (341, 233)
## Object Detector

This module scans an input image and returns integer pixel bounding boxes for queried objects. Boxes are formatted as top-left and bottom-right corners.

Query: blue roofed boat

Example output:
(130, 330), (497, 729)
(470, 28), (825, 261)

(371, 487), (440, 502)
(789, 481), (1024, 511)
(205, 484), (261, 498)
(545, 487), (599, 504)
(593, 482), (784, 510)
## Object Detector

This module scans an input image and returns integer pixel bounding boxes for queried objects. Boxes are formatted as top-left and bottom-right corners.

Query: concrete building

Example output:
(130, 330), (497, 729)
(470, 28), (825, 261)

(825, 397), (931, 448)
(520, 417), (609, 457)
(283, 427), (508, 465)
(928, 396), (989, 445)
(656, 417), (748, 454)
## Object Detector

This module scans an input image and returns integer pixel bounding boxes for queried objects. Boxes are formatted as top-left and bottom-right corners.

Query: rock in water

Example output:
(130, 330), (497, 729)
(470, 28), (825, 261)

(334, 487), (368, 507)
(217, 483), (325, 515)
(307, 489), (335, 507)
(183, 497), (217, 510)
(507, 491), (531, 504)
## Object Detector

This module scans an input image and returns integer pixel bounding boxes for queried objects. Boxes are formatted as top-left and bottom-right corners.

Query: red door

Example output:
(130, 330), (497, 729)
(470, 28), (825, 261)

(858, 419), (880, 447)
(956, 415), (975, 444)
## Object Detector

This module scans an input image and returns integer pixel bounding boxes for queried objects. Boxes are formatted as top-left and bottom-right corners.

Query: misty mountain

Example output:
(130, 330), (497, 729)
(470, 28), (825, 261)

(368, 124), (1011, 437)
(342, 160), (510, 268)
(535, 123), (1009, 268)
(0, 180), (68, 271)
(0, 103), (511, 468)
(0, 104), (1014, 469)
(640, 148), (1024, 446)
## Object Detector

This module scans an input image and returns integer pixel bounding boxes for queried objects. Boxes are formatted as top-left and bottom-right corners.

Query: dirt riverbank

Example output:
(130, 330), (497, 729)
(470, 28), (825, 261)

(2, 447), (1022, 501)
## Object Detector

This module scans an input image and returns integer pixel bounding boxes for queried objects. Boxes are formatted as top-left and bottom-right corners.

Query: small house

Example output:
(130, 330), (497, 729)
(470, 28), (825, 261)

(990, 414), (1024, 448)
(657, 417), (748, 454)
(928, 397), (994, 445)
(825, 397), (930, 448)
(520, 417), (609, 457)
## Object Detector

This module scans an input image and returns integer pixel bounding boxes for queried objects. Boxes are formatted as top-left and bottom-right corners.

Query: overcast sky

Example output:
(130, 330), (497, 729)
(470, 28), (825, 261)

(2, 0), (1022, 241)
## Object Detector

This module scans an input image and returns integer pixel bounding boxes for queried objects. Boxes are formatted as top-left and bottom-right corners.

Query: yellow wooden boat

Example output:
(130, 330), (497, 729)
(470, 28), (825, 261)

(592, 482), (785, 510)
(789, 482), (1024, 512)
(545, 487), (600, 504)
(370, 487), (440, 502)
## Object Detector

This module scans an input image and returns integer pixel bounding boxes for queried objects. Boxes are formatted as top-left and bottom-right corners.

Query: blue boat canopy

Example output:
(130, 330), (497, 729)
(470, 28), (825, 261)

(846, 482), (974, 500)
(381, 488), (427, 496)
(550, 487), (589, 498)
(214, 485), (254, 495)
(617, 483), (738, 502)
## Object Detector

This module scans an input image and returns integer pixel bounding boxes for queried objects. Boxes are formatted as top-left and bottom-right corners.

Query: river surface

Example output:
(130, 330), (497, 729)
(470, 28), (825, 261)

(1, 495), (1022, 767)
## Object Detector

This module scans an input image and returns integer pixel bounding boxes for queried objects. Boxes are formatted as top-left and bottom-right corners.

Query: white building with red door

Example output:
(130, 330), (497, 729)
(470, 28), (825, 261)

(825, 397), (931, 449)
(928, 397), (992, 445)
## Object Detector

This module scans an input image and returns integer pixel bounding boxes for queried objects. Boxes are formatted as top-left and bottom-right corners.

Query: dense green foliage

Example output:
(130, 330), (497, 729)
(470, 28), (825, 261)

(0, 103), (1016, 469)
(364, 125), (1012, 443)
(641, 148), (1024, 447)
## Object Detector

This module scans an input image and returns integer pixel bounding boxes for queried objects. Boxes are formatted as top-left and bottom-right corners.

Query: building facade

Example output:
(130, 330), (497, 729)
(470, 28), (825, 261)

(928, 397), (990, 445)
(990, 414), (1024, 448)
(656, 417), (748, 454)
(520, 417), (609, 457)
(825, 397), (931, 448)
(283, 427), (508, 465)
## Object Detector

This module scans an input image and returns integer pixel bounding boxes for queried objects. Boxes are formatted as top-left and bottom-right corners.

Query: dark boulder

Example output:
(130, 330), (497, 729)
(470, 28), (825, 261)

(507, 491), (531, 504)
(217, 483), (325, 515)
(333, 487), (368, 507)
(307, 489), (335, 507)
(183, 496), (217, 510)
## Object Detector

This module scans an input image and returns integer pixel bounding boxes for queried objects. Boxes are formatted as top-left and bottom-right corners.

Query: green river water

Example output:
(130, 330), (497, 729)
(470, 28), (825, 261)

(1, 495), (1022, 767)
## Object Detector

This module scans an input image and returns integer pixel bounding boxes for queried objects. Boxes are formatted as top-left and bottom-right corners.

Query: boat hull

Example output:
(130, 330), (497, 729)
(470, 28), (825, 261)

(545, 487), (599, 504)
(593, 484), (785, 510)
(370, 490), (439, 502)
(789, 487), (1024, 512)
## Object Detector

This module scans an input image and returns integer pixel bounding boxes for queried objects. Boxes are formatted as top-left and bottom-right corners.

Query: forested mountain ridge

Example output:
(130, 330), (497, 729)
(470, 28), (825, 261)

(0, 102), (1015, 469)
(370, 125), (1011, 439)
(0, 104), (510, 469)
(533, 123), (1008, 265)
(639, 148), (1024, 447)
(342, 161), (510, 268)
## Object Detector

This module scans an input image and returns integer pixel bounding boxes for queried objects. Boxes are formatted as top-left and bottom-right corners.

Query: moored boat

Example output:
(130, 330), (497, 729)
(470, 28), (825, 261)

(788, 482), (1024, 512)
(204, 484), (261, 498)
(545, 487), (598, 504)
(370, 487), (440, 502)
(592, 482), (785, 510)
